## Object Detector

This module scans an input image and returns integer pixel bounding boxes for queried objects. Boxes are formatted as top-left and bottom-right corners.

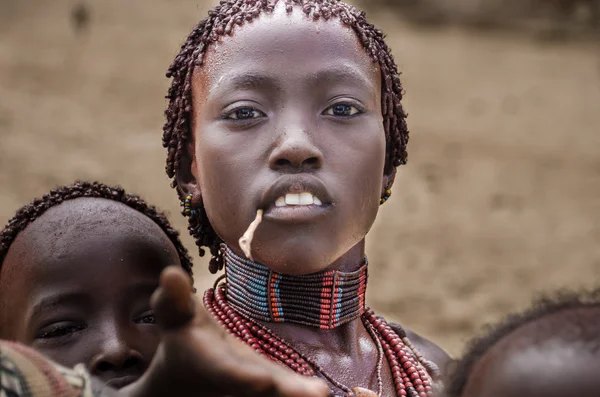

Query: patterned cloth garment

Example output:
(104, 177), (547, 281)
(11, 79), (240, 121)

(0, 340), (94, 397)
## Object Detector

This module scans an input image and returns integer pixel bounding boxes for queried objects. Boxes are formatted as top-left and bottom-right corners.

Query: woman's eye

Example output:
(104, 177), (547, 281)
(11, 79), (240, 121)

(324, 104), (362, 117)
(135, 312), (156, 325)
(226, 107), (265, 120)
(36, 323), (86, 339)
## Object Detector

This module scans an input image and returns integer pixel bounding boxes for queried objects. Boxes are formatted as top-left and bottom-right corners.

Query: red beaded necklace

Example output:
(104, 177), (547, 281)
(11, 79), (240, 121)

(203, 248), (440, 397)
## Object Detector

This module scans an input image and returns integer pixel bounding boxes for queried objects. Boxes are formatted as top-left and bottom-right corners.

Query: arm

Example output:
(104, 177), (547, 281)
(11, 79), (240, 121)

(0, 268), (328, 397)
(123, 267), (328, 397)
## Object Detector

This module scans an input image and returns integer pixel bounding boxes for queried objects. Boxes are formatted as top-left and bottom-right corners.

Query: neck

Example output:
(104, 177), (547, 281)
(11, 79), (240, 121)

(326, 241), (367, 273)
(222, 244), (368, 330)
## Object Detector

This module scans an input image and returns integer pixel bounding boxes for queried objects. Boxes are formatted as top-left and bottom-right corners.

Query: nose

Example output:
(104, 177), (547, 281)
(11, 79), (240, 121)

(268, 127), (324, 171)
(89, 332), (144, 375)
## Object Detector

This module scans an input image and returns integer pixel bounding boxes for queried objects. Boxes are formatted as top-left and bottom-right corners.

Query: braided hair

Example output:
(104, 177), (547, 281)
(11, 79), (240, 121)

(446, 289), (600, 397)
(163, 0), (409, 273)
(0, 181), (194, 278)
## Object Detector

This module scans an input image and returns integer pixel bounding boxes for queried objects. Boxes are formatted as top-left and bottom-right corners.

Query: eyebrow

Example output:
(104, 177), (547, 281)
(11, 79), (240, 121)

(28, 282), (159, 322)
(305, 65), (376, 91)
(215, 72), (282, 94)
(29, 293), (91, 322)
(213, 64), (376, 96)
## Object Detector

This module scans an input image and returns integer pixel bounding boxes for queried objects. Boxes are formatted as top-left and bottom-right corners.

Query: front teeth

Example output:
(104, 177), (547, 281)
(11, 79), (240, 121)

(275, 197), (287, 207)
(275, 192), (323, 207)
(299, 192), (313, 205)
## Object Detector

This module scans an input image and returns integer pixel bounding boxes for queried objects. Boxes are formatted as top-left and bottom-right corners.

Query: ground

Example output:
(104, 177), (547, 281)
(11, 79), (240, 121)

(0, 0), (599, 356)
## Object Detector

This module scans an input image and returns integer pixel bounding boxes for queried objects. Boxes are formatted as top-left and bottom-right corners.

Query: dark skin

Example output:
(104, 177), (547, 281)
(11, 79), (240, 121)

(180, 3), (385, 276)
(0, 197), (178, 388)
(0, 197), (328, 397)
(126, 266), (329, 397)
(178, 4), (450, 395)
(461, 307), (600, 397)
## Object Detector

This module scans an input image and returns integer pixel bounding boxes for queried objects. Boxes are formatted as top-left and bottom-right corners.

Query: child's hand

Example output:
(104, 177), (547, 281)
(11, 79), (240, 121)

(123, 267), (329, 397)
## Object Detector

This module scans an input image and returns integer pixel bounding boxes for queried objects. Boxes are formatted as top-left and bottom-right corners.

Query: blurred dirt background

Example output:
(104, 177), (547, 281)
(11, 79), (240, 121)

(1, 0), (599, 356)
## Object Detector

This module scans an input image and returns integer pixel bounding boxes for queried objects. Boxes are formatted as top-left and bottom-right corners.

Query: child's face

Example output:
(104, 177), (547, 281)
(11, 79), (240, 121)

(461, 309), (600, 397)
(186, 4), (387, 274)
(0, 198), (181, 389)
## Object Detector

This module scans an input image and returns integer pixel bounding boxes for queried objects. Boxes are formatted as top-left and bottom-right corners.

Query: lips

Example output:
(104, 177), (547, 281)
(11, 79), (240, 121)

(105, 374), (140, 389)
(260, 175), (333, 222)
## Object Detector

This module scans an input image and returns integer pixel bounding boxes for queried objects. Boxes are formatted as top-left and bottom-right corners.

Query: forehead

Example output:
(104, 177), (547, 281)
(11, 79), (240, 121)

(0, 197), (180, 285)
(464, 307), (600, 397)
(466, 344), (600, 397)
(197, 3), (379, 93)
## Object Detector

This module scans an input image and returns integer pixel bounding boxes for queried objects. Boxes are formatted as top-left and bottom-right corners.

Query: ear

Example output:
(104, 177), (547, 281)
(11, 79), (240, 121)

(381, 166), (397, 196)
(175, 142), (203, 208)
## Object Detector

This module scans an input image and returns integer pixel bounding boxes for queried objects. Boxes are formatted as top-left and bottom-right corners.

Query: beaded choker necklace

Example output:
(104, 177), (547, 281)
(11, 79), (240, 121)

(205, 245), (441, 397)
(203, 286), (440, 397)
(222, 244), (368, 330)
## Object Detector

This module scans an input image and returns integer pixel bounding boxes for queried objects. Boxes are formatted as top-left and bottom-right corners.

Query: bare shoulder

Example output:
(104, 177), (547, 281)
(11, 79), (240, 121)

(388, 322), (453, 376)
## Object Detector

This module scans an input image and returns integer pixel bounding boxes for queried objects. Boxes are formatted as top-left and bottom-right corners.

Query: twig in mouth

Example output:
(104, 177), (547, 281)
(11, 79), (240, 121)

(239, 209), (263, 261)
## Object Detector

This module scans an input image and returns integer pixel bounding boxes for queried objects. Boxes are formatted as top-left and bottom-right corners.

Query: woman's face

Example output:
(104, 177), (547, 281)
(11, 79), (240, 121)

(187, 3), (387, 275)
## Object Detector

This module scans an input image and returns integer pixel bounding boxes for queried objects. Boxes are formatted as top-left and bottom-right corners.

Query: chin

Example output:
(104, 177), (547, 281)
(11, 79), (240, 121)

(253, 238), (341, 276)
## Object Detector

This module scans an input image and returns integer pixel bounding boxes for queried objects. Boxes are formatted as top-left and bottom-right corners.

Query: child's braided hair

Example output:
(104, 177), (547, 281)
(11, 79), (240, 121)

(0, 181), (194, 278)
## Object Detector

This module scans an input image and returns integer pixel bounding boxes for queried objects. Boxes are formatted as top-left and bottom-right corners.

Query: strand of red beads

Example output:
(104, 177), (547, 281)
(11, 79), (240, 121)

(204, 285), (436, 397)
(204, 287), (318, 376)
(362, 310), (434, 397)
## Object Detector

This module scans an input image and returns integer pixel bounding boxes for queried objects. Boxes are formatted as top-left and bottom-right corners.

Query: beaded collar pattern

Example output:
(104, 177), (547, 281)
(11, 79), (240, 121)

(205, 245), (442, 397)
(222, 245), (368, 330)
(203, 285), (440, 397)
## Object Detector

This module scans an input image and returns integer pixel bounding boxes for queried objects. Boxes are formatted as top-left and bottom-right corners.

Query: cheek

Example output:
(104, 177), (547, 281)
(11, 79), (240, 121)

(195, 127), (231, 210)
(194, 125), (258, 239)
(356, 140), (385, 228)
(0, 300), (26, 341)
(322, 120), (385, 244)
(339, 123), (386, 204)
(33, 340), (93, 369)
